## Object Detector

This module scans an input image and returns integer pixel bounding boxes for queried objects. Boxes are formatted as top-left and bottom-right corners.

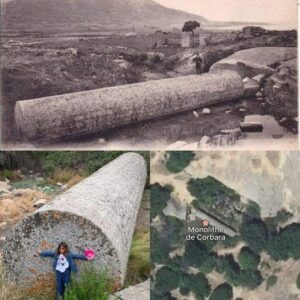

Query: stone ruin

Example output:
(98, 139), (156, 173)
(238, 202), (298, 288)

(3, 153), (147, 290)
(181, 31), (193, 48)
(15, 71), (245, 142)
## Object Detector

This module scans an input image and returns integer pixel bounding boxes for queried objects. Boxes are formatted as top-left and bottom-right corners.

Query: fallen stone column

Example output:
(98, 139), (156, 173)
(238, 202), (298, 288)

(15, 71), (244, 142)
(3, 153), (147, 291)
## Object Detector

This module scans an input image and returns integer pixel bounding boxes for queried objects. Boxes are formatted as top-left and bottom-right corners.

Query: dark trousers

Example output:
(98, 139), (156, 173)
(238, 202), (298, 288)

(196, 64), (202, 74)
(56, 269), (71, 298)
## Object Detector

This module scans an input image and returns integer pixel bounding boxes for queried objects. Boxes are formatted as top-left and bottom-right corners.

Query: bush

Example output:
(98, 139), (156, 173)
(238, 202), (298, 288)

(165, 152), (195, 173)
(64, 268), (112, 300)
(152, 55), (162, 64)
(246, 200), (261, 218)
(151, 226), (171, 265)
(266, 223), (300, 261)
(209, 283), (233, 300)
(266, 275), (277, 290)
(188, 176), (240, 208)
(239, 269), (263, 289)
(181, 272), (211, 298)
(239, 219), (268, 253)
(150, 184), (171, 219)
(154, 266), (181, 293)
(238, 247), (260, 270)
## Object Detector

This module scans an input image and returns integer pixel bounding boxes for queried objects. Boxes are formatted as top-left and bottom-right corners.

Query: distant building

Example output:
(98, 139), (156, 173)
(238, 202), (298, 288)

(181, 31), (192, 48)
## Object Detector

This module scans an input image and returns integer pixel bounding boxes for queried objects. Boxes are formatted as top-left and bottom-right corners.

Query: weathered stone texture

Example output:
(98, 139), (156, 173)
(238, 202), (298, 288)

(210, 47), (297, 77)
(3, 153), (147, 288)
(15, 71), (244, 142)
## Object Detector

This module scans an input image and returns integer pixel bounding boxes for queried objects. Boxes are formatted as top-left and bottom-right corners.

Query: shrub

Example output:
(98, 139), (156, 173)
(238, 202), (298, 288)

(266, 223), (300, 261)
(150, 184), (171, 219)
(165, 152), (195, 173)
(181, 272), (211, 298)
(239, 219), (268, 253)
(188, 176), (240, 208)
(64, 268), (112, 300)
(151, 226), (171, 265)
(266, 275), (277, 290)
(209, 283), (233, 300)
(238, 247), (260, 270)
(240, 269), (263, 289)
(246, 200), (261, 218)
(152, 55), (162, 64)
(154, 266), (181, 292)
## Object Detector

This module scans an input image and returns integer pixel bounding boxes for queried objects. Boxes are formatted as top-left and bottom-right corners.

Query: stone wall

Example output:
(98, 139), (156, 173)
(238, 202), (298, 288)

(3, 153), (147, 289)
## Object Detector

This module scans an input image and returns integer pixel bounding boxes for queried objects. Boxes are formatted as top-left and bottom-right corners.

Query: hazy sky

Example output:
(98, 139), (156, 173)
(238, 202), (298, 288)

(154, 0), (298, 25)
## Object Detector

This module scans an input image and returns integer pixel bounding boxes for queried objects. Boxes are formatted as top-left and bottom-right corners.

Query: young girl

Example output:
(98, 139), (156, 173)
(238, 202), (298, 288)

(39, 242), (94, 298)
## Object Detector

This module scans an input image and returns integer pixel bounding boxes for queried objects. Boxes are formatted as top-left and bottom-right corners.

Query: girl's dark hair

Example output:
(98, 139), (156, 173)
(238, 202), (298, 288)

(57, 242), (69, 255)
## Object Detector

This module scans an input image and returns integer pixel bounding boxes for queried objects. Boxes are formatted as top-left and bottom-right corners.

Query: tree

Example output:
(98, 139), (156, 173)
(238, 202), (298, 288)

(165, 151), (195, 173)
(217, 255), (241, 286)
(154, 266), (181, 292)
(266, 223), (300, 261)
(297, 273), (300, 289)
(238, 247), (260, 270)
(188, 176), (240, 208)
(266, 275), (277, 290)
(182, 20), (201, 36)
(181, 272), (211, 299)
(239, 219), (268, 253)
(150, 184), (171, 219)
(209, 283), (233, 300)
(240, 269), (263, 289)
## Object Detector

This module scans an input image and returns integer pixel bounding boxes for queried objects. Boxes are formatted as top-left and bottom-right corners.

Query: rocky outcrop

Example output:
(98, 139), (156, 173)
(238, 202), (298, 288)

(3, 153), (147, 289)
(210, 47), (297, 78)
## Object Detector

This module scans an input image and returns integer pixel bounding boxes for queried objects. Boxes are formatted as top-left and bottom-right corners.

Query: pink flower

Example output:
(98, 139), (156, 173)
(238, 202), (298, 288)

(85, 249), (95, 260)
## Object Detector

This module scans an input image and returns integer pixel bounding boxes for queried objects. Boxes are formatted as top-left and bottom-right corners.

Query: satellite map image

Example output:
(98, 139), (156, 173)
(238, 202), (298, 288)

(151, 151), (300, 300)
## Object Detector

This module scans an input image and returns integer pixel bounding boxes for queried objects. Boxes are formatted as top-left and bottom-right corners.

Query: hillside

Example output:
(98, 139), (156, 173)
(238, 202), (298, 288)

(1, 0), (209, 29)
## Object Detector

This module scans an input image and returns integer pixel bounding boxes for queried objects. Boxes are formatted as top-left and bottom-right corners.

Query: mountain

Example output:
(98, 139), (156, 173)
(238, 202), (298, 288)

(1, 0), (209, 29)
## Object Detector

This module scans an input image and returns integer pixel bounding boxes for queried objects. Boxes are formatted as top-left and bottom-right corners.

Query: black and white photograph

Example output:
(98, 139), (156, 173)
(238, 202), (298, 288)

(0, 0), (298, 150)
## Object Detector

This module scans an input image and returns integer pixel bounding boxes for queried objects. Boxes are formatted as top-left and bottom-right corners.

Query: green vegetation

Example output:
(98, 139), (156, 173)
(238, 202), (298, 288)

(297, 273), (300, 289)
(154, 266), (211, 299)
(239, 219), (268, 253)
(266, 275), (277, 290)
(246, 200), (261, 218)
(151, 173), (300, 298)
(165, 152), (195, 173)
(0, 151), (149, 180)
(150, 184), (172, 219)
(64, 268), (112, 300)
(238, 247), (260, 270)
(209, 283), (233, 300)
(266, 223), (300, 261)
(151, 226), (171, 266)
(125, 229), (150, 286)
(188, 176), (240, 207)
